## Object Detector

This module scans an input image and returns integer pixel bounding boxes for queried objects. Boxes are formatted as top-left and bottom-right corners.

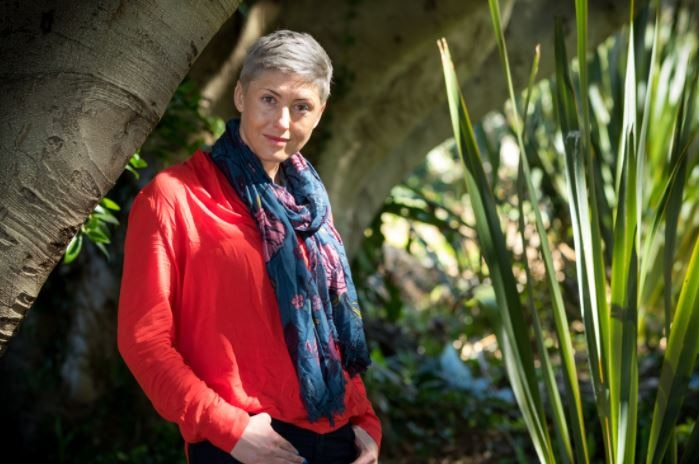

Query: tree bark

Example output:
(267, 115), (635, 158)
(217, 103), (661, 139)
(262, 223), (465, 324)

(0, 0), (240, 356)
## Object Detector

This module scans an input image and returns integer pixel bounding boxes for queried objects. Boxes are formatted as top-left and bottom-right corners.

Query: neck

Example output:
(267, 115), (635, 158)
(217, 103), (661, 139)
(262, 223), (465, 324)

(263, 161), (281, 183)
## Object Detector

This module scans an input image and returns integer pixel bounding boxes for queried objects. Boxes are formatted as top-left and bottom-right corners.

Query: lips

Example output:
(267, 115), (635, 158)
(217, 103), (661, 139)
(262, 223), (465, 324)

(264, 134), (290, 144)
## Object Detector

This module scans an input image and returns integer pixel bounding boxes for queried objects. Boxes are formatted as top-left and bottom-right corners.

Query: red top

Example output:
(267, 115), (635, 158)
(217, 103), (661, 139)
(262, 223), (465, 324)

(117, 149), (381, 454)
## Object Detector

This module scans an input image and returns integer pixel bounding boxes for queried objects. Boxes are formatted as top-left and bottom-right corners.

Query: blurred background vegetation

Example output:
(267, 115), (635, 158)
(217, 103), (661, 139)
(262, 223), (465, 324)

(1, 1), (698, 463)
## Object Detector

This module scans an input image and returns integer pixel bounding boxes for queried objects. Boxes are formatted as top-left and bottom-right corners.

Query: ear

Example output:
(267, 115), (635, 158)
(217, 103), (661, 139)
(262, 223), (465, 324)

(313, 102), (327, 129)
(234, 81), (245, 113)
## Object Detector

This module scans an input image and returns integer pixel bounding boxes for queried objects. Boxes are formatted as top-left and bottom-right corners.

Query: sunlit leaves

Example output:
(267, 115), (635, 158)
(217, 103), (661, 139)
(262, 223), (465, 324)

(63, 196), (123, 264)
(440, 0), (699, 462)
(62, 152), (145, 264)
(124, 151), (148, 180)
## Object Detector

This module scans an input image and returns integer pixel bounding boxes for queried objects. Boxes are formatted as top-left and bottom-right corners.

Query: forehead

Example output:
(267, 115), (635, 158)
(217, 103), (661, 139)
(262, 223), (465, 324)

(245, 70), (321, 101)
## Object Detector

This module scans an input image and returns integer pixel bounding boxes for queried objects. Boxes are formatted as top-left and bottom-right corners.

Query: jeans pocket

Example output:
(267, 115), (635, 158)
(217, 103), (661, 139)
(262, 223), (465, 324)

(320, 424), (358, 463)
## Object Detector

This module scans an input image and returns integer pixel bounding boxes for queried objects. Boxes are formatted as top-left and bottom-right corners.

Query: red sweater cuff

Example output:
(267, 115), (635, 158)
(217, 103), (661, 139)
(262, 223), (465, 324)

(199, 399), (250, 454)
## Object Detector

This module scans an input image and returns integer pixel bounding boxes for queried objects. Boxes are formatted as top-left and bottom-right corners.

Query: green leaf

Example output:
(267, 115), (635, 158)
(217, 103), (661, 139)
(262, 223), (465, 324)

(516, 164), (574, 464)
(94, 212), (120, 226)
(647, 234), (699, 463)
(125, 164), (140, 180)
(100, 197), (121, 211)
(63, 233), (83, 264)
(439, 35), (555, 463)
(554, 16), (614, 463)
(129, 152), (148, 169)
(608, 9), (640, 462)
(95, 242), (110, 260)
(85, 227), (110, 244)
(495, 13), (590, 464)
(490, 2), (588, 458)
(679, 420), (699, 464)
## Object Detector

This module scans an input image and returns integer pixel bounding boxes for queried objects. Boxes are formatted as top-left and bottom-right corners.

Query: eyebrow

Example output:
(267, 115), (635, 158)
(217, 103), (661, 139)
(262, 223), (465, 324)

(262, 88), (315, 103)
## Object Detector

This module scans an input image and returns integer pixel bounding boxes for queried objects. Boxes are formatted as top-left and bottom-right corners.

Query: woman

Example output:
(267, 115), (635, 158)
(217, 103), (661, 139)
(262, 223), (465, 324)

(118, 30), (381, 464)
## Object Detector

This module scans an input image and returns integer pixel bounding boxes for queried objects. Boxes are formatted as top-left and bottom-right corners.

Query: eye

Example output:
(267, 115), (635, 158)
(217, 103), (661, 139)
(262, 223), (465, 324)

(294, 102), (311, 113)
(261, 95), (276, 105)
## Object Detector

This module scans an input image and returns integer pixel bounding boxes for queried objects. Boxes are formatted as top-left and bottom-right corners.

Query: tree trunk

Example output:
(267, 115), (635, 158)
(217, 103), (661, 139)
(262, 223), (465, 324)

(193, 0), (628, 255)
(0, 0), (240, 356)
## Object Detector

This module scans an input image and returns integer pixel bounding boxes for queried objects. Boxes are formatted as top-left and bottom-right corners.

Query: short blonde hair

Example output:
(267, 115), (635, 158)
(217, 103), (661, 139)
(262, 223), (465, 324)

(240, 30), (333, 102)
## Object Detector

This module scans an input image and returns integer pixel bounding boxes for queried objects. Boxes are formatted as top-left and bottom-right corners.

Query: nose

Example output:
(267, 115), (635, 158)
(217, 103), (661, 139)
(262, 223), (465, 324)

(274, 106), (290, 129)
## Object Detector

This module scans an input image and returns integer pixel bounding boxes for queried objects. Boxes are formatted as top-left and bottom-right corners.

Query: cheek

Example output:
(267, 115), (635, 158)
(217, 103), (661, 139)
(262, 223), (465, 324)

(243, 102), (268, 124)
(291, 131), (308, 147)
(298, 120), (317, 137)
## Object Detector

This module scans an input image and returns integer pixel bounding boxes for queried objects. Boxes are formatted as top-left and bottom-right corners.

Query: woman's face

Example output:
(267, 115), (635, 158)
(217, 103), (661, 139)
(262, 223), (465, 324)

(234, 70), (325, 174)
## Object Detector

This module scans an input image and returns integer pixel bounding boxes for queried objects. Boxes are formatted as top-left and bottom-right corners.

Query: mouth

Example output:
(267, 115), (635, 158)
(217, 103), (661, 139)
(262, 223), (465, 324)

(264, 134), (290, 144)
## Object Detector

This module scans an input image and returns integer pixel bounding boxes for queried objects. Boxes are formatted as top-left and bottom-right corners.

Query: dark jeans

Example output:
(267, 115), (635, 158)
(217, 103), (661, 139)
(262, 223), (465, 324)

(188, 418), (357, 464)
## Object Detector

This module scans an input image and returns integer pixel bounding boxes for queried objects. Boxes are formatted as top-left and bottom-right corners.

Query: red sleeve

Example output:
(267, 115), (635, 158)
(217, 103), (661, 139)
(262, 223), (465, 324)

(349, 375), (382, 449)
(117, 187), (249, 453)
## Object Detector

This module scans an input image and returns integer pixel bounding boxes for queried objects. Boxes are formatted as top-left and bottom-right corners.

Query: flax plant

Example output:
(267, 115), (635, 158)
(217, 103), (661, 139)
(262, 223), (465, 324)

(438, 0), (699, 462)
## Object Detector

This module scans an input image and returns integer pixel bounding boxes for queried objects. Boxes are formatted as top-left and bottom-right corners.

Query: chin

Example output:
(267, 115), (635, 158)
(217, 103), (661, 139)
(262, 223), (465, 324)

(275, 149), (296, 160)
(257, 153), (291, 165)
(271, 153), (292, 162)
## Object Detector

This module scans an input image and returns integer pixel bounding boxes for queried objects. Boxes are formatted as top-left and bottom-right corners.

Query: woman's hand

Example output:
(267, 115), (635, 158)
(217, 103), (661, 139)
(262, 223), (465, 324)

(230, 413), (306, 464)
(350, 425), (379, 464)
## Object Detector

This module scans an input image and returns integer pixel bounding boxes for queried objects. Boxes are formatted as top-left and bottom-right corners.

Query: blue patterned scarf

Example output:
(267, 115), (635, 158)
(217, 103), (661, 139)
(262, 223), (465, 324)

(209, 119), (371, 422)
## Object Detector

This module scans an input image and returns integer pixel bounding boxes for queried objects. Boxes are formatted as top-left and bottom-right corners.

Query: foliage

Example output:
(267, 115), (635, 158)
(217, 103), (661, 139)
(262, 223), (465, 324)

(49, 360), (185, 464)
(354, 132), (530, 460)
(63, 154), (145, 264)
(364, 344), (522, 461)
(438, 0), (699, 463)
(140, 78), (225, 162)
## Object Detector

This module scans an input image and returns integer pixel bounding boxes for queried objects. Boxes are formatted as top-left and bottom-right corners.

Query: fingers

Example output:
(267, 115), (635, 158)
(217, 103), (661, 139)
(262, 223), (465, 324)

(272, 432), (298, 454)
(264, 422), (304, 463)
(258, 413), (298, 455)
(349, 444), (373, 464)
(350, 450), (378, 464)
(352, 426), (378, 451)
(271, 447), (306, 464)
(232, 413), (306, 464)
(350, 426), (379, 464)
